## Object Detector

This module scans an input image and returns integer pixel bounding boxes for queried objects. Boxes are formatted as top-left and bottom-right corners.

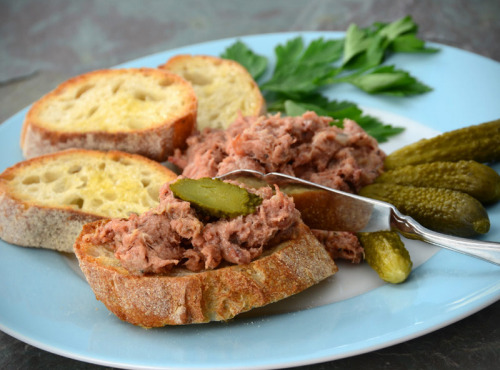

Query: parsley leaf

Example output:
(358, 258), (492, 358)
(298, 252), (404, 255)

(220, 40), (268, 81)
(375, 15), (418, 42)
(281, 94), (363, 119)
(259, 37), (343, 95)
(342, 24), (372, 68)
(339, 65), (433, 96)
(390, 34), (440, 53)
(341, 15), (438, 71)
(355, 115), (405, 142)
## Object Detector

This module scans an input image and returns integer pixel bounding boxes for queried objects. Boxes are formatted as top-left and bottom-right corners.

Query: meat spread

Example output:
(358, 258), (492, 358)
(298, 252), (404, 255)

(170, 112), (386, 263)
(84, 180), (301, 274)
(311, 230), (364, 263)
(171, 111), (386, 193)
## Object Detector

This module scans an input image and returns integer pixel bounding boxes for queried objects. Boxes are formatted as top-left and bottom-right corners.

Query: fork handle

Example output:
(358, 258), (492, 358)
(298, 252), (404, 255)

(391, 209), (500, 266)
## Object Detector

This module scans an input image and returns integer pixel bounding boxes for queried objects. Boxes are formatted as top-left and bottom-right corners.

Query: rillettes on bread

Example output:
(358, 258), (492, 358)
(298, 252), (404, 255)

(20, 68), (197, 161)
(0, 149), (177, 253)
(74, 220), (337, 327)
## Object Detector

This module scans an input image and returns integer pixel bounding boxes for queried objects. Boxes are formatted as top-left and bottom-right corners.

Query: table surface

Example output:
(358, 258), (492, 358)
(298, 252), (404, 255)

(1, 0), (499, 369)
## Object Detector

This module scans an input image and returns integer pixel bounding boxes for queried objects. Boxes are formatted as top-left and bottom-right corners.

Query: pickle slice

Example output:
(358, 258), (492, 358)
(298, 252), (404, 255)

(170, 177), (262, 219)
(384, 118), (500, 169)
(375, 160), (500, 204)
(360, 183), (490, 237)
(358, 231), (412, 284)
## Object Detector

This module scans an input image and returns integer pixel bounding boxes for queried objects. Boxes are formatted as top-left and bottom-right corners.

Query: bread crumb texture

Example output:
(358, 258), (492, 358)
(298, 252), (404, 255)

(33, 69), (193, 133)
(160, 55), (265, 130)
(1, 150), (175, 218)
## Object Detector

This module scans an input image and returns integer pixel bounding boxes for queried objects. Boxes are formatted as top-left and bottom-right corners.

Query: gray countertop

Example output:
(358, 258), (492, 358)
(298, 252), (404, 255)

(1, 0), (499, 369)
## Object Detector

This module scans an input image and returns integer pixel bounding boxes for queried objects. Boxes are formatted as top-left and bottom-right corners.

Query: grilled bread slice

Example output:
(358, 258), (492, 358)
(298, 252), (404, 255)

(74, 220), (337, 327)
(0, 149), (177, 253)
(159, 55), (265, 130)
(20, 68), (197, 161)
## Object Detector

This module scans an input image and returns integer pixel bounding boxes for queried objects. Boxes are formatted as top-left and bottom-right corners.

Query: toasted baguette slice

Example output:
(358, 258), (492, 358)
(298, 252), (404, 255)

(159, 55), (265, 130)
(74, 221), (337, 327)
(0, 149), (177, 253)
(20, 68), (197, 161)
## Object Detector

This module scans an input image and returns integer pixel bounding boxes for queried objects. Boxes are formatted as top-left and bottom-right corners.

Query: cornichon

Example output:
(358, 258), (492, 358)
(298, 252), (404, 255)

(384, 118), (500, 169)
(358, 231), (412, 284)
(375, 160), (500, 204)
(359, 183), (490, 237)
(170, 177), (262, 219)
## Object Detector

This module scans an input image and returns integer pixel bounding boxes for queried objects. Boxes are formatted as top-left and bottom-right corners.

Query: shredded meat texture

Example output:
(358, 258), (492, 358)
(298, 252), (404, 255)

(170, 129), (228, 178)
(170, 112), (386, 263)
(311, 230), (364, 264)
(85, 181), (301, 275)
(170, 111), (386, 193)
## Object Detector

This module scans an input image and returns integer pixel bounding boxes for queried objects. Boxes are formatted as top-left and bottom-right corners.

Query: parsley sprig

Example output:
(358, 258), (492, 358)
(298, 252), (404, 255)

(221, 16), (439, 142)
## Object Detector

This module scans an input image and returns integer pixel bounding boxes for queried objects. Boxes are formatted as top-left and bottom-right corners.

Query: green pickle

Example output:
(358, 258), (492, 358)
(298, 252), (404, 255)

(375, 160), (500, 204)
(170, 177), (262, 219)
(384, 118), (500, 169)
(358, 231), (412, 284)
(360, 183), (490, 237)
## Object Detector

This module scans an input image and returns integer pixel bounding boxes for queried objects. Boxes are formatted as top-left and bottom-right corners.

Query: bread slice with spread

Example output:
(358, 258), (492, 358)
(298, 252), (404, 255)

(159, 55), (265, 130)
(74, 178), (337, 326)
(20, 68), (197, 161)
(0, 149), (177, 253)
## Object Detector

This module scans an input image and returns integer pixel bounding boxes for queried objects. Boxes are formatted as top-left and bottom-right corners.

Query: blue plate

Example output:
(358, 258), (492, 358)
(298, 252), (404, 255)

(1, 32), (499, 370)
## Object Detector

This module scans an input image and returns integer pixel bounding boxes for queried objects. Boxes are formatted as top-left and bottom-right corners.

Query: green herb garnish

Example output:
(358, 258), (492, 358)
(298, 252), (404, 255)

(221, 40), (268, 81)
(220, 15), (439, 142)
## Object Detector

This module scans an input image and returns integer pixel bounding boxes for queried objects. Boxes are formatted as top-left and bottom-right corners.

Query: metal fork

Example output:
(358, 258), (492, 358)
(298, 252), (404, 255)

(217, 169), (500, 266)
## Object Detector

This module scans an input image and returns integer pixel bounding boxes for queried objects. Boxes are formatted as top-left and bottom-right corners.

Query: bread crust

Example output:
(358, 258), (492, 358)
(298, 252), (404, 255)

(0, 149), (177, 253)
(160, 55), (266, 130)
(74, 220), (338, 327)
(0, 193), (101, 253)
(20, 68), (197, 161)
